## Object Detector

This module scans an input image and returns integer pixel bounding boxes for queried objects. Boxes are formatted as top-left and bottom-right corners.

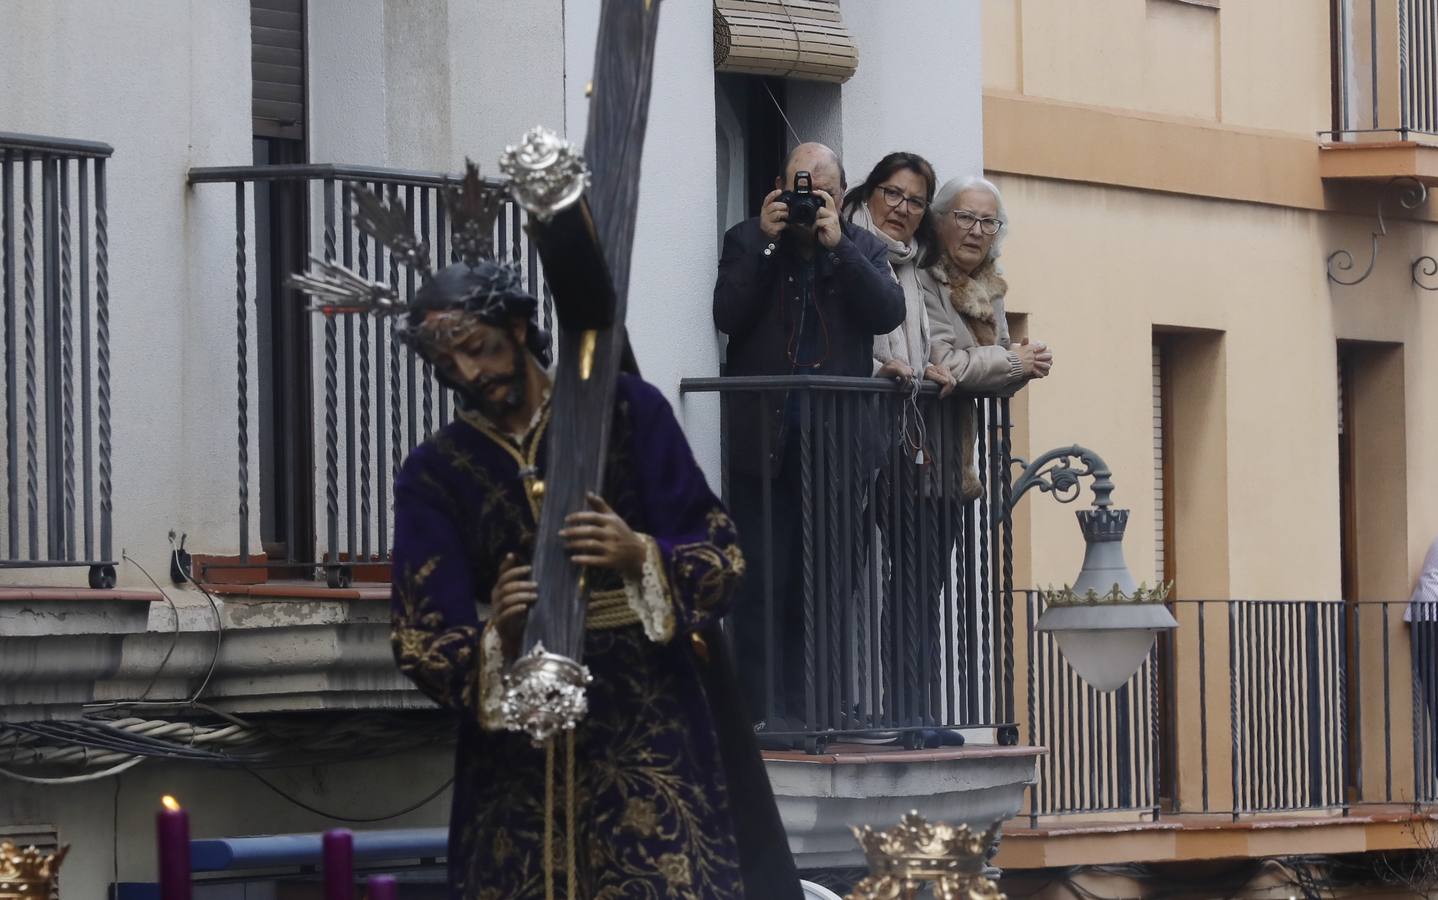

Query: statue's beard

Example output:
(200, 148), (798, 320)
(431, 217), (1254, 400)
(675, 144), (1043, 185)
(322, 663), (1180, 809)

(461, 340), (528, 420)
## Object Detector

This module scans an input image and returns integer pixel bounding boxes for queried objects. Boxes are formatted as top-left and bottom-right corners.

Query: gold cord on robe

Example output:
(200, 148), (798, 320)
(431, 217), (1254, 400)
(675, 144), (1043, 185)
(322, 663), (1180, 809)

(543, 731), (580, 900)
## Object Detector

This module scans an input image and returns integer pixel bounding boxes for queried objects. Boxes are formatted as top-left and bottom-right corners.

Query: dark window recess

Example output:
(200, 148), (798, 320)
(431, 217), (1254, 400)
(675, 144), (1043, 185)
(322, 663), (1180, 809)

(717, 74), (791, 221)
(251, 0), (311, 565)
(253, 138), (314, 566)
(252, 0), (305, 141)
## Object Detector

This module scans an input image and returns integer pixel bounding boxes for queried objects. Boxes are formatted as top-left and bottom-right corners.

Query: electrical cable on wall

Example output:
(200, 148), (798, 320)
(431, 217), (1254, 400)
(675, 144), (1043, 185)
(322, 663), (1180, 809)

(243, 768), (455, 823)
(85, 547), (224, 711)
(0, 538), (458, 829)
(0, 756), (145, 785)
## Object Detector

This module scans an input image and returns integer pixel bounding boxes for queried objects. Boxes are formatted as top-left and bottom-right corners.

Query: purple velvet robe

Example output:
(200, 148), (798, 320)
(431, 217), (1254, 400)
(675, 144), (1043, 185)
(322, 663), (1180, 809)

(390, 373), (747, 899)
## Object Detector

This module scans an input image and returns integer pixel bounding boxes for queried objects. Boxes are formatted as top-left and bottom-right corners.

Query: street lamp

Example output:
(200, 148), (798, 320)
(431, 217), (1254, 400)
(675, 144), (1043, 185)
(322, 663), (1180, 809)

(1007, 446), (1176, 692)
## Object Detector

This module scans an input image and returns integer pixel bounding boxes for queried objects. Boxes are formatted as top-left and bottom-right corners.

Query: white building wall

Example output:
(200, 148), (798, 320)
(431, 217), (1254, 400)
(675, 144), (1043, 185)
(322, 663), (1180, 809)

(308, 0), (390, 166)
(0, 0), (254, 586)
(447, 0), (566, 174)
(308, 0), (566, 173)
(563, 0), (727, 482)
(840, 0), (984, 183)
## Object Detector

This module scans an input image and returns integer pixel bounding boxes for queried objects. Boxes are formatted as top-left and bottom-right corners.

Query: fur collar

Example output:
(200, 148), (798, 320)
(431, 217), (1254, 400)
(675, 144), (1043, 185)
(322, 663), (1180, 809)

(940, 258), (1007, 323)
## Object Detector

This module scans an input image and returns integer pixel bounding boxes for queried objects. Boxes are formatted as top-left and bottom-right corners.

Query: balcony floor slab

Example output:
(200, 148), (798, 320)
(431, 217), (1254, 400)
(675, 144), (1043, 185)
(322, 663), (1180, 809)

(1000, 805), (1438, 870)
(766, 744), (1041, 869)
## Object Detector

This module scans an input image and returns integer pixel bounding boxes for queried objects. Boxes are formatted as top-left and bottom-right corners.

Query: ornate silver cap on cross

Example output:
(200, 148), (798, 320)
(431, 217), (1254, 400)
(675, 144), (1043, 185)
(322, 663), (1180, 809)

(499, 642), (593, 745)
(499, 126), (590, 223)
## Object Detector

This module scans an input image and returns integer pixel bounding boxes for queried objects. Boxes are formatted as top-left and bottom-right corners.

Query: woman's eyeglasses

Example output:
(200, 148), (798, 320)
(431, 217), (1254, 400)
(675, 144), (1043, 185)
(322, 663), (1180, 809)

(950, 211), (1004, 236)
(874, 184), (928, 215)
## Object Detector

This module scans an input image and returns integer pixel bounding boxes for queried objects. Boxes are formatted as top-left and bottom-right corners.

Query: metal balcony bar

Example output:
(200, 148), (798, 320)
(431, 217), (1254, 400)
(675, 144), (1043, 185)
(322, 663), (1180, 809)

(679, 376), (1017, 749)
(1025, 589), (1161, 822)
(0, 133), (116, 587)
(1326, 0), (1438, 139)
(1402, 0), (1438, 135)
(1024, 597), (1433, 823)
(188, 163), (551, 582)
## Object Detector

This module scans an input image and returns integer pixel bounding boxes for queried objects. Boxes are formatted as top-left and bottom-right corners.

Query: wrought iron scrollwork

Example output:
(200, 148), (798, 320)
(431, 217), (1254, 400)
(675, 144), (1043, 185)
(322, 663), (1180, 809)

(1005, 445), (1115, 514)
(1413, 254), (1438, 291)
(1327, 176), (1427, 286)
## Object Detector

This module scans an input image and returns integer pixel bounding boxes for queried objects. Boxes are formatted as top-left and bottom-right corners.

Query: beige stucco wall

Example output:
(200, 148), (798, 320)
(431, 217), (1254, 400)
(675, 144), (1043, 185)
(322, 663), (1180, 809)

(984, 0), (1330, 134)
(997, 176), (1393, 600)
(983, 0), (1438, 601)
(987, 0), (1438, 822)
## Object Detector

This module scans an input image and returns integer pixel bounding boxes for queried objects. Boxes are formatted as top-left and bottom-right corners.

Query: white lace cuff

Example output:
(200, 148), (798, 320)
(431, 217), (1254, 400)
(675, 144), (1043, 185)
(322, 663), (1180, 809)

(477, 621), (506, 731)
(624, 534), (675, 643)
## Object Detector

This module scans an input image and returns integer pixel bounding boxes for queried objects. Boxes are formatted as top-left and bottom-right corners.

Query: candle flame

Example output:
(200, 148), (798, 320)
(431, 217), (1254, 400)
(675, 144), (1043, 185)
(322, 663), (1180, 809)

(161, 795), (182, 812)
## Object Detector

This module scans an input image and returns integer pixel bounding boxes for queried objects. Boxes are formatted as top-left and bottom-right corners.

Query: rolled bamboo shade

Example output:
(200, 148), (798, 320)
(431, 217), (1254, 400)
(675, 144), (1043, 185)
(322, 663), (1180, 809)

(713, 0), (858, 84)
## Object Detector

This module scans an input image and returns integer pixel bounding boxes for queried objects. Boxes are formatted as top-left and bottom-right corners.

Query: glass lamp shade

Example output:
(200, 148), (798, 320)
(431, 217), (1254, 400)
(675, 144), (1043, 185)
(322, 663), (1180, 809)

(1038, 603), (1178, 692)
(1037, 507), (1178, 692)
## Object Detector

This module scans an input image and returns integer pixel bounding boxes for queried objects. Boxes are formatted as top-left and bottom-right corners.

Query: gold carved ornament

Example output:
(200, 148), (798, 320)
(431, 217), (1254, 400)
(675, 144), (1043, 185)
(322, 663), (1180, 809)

(846, 812), (1005, 900)
(0, 843), (67, 900)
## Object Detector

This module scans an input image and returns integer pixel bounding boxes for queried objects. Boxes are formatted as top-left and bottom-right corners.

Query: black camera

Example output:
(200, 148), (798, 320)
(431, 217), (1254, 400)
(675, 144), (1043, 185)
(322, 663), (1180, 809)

(778, 170), (824, 228)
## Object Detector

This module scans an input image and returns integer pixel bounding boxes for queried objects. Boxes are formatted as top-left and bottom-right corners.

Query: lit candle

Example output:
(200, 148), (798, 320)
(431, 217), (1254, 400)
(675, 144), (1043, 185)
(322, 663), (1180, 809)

(366, 874), (397, 900)
(156, 795), (192, 900)
(322, 829), (354, 900)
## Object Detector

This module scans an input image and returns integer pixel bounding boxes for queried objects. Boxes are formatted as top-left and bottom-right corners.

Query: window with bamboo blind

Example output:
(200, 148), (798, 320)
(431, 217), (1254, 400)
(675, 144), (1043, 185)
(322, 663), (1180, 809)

(713, 0), (858, 84)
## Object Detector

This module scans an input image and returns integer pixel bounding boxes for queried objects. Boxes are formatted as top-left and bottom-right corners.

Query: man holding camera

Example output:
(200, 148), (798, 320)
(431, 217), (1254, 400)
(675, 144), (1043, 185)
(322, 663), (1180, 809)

(713, 142), (904, 740)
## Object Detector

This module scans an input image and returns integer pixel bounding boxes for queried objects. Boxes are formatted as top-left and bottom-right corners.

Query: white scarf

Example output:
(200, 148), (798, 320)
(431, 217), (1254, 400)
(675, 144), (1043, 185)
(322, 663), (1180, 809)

(849, 203), (930, 373)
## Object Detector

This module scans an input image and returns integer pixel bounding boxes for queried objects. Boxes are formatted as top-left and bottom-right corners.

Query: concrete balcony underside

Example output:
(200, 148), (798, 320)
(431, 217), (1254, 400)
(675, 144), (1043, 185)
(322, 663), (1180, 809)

(0, 585), (419, 720)
(1319, 139), (1438, 185)
(767, 744), (1042, 869)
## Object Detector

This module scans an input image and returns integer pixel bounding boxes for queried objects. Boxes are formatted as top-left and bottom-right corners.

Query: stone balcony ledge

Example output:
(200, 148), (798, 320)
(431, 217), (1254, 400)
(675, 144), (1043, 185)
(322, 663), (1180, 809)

(0, 582), (420, 721)
(767, 743), (1042, 869)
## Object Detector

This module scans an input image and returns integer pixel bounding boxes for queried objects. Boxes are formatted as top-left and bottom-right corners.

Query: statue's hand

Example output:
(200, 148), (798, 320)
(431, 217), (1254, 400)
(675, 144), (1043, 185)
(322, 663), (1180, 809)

(560, 492), (647, 578)
(491, 553), (537, 660)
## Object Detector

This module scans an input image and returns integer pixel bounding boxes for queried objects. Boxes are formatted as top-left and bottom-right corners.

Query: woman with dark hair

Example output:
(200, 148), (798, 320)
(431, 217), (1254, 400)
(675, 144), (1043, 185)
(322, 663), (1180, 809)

(843, 152), (955, 395)
(842, 154), (958, 747)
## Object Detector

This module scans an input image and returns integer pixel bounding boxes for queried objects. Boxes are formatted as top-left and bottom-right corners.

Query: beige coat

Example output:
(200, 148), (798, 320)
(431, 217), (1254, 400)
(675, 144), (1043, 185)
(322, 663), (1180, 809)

(920, 259), (1025, 499)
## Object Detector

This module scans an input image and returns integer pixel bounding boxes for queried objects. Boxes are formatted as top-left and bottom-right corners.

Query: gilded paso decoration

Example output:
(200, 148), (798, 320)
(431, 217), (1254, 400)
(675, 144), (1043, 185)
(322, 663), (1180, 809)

(846, 812), (1005, 900)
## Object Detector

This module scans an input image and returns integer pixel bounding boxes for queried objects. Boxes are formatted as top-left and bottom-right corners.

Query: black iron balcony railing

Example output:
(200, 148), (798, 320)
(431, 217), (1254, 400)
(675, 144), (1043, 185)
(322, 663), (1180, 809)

(1025, 589), (1161, 821)
(0, 133), (116, 588)
(1025, 596), (1436, 824)
(1326, 0), (1438, 140)
(680, 375), (1017, 751)
(187, 163), (551, 584)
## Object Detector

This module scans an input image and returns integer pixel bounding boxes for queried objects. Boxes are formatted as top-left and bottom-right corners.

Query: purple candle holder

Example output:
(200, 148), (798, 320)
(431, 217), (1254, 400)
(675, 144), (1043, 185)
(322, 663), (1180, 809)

(322, 829), (355, 900)
(366, 874), (397, 900)
(156, 796), (192, 900)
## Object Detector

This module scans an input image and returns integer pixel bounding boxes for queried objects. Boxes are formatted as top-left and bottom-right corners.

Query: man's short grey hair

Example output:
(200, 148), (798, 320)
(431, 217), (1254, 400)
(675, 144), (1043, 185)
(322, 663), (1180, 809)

(933, 175), (1008, 265)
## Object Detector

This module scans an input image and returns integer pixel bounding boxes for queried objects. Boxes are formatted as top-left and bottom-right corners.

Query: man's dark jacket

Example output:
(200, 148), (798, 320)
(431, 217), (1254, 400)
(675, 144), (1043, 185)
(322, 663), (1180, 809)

(713, 217), (905, 476)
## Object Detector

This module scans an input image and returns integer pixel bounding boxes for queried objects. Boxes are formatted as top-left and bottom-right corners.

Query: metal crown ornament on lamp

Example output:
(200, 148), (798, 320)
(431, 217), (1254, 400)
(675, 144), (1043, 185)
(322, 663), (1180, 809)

(1038, 508), (1174, 691)
(1008, 446), (1176, 692)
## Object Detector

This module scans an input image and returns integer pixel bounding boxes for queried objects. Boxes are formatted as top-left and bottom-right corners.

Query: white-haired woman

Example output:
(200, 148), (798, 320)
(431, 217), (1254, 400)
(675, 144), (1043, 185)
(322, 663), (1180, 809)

(884, 176), (1053, 748)
(922, 175), (1051, 499)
